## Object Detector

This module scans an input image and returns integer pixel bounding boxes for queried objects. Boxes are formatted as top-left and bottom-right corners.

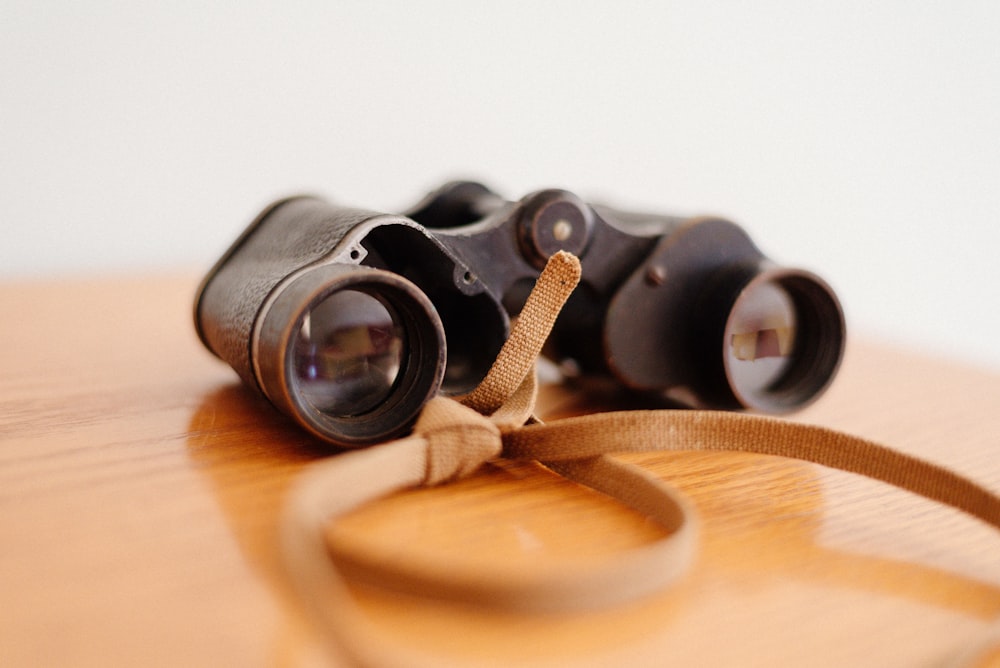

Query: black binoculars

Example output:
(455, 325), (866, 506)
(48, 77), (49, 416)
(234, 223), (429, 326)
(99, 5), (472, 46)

(194, 181), (845, 447)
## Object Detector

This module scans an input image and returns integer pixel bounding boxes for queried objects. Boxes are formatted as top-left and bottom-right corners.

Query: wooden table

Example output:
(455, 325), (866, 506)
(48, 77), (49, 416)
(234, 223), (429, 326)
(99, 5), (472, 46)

(2, 273), (998, 667)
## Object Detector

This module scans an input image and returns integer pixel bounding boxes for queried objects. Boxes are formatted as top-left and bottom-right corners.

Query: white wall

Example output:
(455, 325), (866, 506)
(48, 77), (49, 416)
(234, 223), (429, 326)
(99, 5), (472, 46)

(3, 2), (999, 370)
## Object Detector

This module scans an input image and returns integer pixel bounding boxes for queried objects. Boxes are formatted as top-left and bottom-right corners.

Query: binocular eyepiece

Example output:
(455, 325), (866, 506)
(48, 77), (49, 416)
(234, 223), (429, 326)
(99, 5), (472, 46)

(194, 182), (845, 447)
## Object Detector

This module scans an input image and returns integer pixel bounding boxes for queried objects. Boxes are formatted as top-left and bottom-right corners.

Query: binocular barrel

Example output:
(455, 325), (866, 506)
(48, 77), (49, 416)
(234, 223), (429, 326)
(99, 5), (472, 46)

(195, 182), (845, 446)
(194, 197), (509, 446)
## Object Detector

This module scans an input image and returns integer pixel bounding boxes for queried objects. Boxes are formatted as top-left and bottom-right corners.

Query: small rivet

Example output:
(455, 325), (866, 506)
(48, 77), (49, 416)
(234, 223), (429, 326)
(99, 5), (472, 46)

(645, 266), (667, 286)
(552, 219), (573, 242)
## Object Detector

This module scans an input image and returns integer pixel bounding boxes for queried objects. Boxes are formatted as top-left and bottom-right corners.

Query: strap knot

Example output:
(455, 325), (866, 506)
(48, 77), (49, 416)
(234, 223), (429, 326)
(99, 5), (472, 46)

(413, 397), (502, 485)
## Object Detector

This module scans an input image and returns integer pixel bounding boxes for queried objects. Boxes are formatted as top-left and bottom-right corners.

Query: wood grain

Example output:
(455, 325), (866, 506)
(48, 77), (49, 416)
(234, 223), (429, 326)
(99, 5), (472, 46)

(1, 273), (997, 666)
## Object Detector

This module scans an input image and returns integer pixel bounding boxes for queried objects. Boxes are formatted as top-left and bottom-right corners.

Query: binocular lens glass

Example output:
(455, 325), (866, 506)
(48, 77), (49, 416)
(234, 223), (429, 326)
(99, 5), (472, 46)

(726, 281), (797, 397)
(292, 289), (405, 417)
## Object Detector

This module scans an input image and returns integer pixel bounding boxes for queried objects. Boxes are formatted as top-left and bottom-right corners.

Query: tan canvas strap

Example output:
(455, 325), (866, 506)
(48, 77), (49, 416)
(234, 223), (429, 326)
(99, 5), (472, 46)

(461, 250), (580, 421)
(280, 251), (1000, 667)
(505, 411), (1000, 530)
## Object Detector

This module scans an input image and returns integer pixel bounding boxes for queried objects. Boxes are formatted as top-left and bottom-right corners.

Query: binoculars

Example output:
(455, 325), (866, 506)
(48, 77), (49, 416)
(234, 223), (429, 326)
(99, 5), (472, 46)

(195, 181), (845, 447)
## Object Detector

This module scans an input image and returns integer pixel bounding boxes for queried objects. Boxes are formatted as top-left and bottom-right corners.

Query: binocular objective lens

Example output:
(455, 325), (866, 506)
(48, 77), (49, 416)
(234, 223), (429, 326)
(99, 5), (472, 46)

(292, 290), (405, 417)
(726, 281), (797, 397)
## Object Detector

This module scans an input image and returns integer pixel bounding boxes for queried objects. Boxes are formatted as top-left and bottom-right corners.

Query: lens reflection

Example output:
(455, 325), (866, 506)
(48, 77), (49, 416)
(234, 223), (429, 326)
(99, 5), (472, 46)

(726, 281), (797, 397)
(292, 290), (405, 417)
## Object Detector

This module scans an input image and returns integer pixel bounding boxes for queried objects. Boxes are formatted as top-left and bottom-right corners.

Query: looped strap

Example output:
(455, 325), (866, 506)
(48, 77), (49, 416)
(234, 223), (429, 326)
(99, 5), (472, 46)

(279, 250), (1000, 668)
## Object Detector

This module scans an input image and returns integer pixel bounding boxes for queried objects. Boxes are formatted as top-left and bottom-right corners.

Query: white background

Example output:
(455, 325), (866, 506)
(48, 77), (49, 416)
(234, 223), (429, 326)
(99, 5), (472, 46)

(3, 2), (999, 370)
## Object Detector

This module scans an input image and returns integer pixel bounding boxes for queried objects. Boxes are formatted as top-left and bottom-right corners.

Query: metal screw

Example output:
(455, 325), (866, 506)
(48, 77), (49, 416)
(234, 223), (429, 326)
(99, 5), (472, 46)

(552, 219), (573, 242)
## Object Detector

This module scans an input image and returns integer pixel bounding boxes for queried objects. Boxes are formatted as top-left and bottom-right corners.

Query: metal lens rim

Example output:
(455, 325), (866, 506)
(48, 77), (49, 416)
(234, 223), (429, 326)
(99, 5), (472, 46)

(262, 266), (445, 447)
(723, 269), (845, 413)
